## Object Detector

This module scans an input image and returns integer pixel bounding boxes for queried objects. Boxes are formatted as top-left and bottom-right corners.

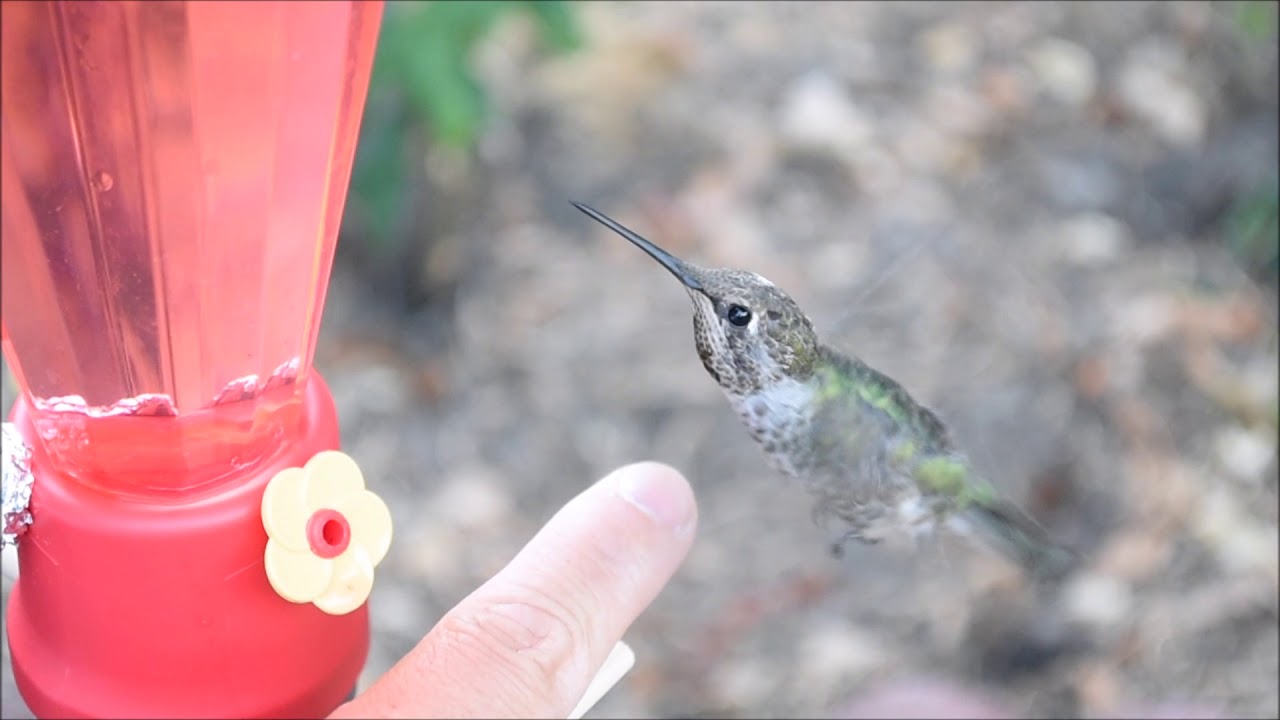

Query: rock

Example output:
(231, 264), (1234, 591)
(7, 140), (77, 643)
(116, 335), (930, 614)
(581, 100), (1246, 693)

(777, 71), (875, 157)
(1099, 701), (1225, 719)
(1096, 528), (1174, 583)
(1055, 212), (1132, 266)
(1213, 425), (1277, 485)
(881, 177), (956, 226)
(982, 1), (1050, 54)
(981, 65), (1034, 116)
(1035, 152), (1122, 212)
(1063, 572), (1134, 632)
(328, 362), (416, 423)
(397, 522), (465, 583)
(1217, 524), (1279, 580)
(1075, 659), (1124, 716)
(923, 84), (995, 139)
(1242, 358), (1280, 411)
(849, 145), (905, 198)
(1026, 37), (1097, 108)
(1116, 40), (1207, 148)
(369, 583), (426, 638)
(1193, 486), (1279, 579)
(1109, 293), (1179, 347)
(833, 676), (1016, 719)
(805, 240), (870, 294)
(795, 620), (884, 694)
(425, 464), (514, 531)
(708, 656), (779, 710)
(893, 115), (951, 175)
(917, 22), (978, 76)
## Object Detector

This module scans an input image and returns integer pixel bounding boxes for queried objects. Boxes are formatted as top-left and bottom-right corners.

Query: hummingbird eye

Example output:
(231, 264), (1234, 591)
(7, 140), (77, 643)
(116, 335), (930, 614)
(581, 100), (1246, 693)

(726, 304), (752, 327)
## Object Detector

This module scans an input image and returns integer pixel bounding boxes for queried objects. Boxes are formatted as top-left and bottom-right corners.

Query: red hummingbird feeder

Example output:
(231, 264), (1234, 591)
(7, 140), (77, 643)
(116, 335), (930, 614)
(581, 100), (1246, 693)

(1, 1), (390, 716)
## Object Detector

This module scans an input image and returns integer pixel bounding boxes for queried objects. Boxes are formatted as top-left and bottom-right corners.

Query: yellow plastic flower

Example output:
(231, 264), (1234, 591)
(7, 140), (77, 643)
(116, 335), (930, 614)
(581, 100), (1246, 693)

(261, 450), (393, 615)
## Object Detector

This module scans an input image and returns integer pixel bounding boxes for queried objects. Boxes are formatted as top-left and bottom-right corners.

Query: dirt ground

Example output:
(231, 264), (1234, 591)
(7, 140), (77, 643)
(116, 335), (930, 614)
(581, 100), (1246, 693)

(4, 2), (1277, 718)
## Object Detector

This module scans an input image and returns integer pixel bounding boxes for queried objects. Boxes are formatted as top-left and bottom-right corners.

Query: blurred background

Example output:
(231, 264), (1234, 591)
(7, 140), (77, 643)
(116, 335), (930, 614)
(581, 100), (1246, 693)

(4, 1), (1277, 718)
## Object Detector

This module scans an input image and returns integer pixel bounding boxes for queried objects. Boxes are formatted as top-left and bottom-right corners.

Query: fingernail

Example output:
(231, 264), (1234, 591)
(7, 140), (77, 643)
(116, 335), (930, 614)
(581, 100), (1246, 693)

(616, 463), (694, 533)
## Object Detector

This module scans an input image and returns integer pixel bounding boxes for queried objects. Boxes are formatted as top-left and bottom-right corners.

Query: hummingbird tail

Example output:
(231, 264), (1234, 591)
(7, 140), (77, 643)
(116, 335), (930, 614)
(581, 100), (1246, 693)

(959, 499), (1079, 582)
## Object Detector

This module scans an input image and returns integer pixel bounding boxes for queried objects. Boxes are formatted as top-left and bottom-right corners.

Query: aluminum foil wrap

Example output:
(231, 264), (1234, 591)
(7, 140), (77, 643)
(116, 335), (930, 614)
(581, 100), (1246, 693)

(213, 357), (301, 405)
(2, 422), (34, 549)
(34, 392), (177, 417)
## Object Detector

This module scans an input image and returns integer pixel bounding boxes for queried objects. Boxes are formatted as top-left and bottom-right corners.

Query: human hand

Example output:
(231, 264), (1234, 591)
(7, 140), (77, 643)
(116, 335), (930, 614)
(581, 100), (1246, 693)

(329, 461), (698, 719)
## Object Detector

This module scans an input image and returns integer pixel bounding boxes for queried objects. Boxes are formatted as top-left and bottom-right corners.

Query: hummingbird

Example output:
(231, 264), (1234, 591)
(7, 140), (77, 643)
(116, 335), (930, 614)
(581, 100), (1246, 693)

(573, 201), (1078, 581)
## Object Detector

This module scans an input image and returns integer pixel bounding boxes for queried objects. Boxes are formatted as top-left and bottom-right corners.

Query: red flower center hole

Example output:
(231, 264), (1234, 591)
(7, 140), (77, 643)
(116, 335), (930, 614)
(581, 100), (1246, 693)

(322, 519), (344, 545)
(306, 508), (351, 559)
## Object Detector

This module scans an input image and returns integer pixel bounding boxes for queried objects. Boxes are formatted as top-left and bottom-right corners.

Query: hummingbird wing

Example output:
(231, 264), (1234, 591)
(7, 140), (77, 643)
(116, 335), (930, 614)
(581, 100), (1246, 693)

(801, 371), (929, 536)
(799, 346), (970, 537)
(806, 346), (955, 491)
(803, 349), (1078, 579)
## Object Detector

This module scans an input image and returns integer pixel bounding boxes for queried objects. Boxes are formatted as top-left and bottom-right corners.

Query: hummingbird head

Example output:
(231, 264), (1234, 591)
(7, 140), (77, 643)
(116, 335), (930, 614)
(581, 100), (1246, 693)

(574, 202), (820, 398)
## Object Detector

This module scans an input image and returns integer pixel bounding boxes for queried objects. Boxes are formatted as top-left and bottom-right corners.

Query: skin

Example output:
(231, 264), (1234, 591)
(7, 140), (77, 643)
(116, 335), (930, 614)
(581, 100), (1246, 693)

(329, 462), (697, 719)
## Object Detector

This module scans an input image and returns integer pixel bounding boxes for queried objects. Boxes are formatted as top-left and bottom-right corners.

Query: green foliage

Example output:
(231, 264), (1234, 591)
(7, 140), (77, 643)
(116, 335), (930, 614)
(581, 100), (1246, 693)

(1232, 0), (1278, 42)
(1217, 2), (1276, 283)
(346, 0), (582, 252)
(1225, 174), (1279, 282)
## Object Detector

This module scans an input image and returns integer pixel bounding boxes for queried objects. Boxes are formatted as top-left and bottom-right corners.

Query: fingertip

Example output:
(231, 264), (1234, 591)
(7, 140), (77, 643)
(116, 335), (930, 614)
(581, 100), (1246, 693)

(609, 461), (698, 537)
(334, 462), (700, 719)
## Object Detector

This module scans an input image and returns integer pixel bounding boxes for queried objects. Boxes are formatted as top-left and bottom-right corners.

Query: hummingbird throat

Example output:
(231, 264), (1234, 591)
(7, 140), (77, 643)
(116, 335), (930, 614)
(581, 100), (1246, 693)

(727, 376), (820, 478)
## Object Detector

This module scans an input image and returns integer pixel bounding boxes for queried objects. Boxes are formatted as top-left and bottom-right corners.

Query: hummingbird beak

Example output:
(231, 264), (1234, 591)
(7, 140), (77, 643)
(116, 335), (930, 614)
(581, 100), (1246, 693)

(572, 201), (704, 291)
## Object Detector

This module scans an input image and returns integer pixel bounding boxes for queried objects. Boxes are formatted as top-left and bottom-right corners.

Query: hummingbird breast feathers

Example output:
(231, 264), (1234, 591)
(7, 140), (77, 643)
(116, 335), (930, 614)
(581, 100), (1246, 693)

(729, 376), (820, 477)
